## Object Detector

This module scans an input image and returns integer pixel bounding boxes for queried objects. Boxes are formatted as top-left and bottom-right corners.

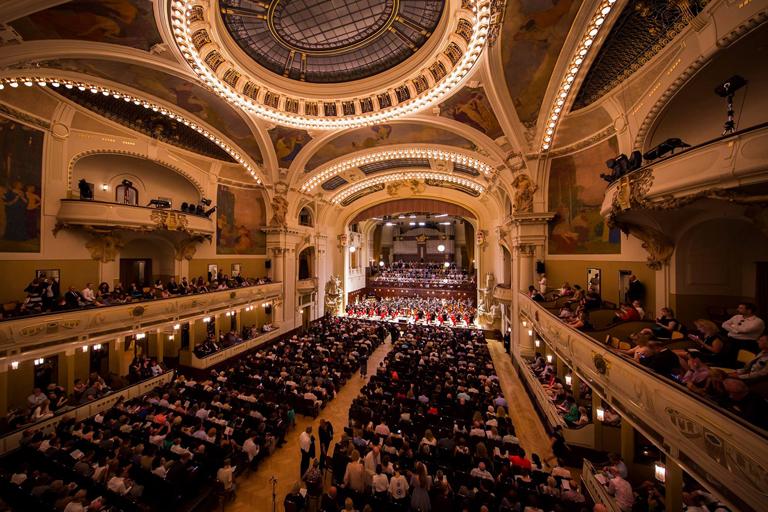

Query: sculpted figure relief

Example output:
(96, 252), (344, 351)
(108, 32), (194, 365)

(269, 195), (289, 227)
(511, 174), (537, 213)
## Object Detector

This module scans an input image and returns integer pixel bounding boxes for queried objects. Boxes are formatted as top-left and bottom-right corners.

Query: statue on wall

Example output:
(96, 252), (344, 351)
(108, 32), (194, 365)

(511, 173), (537, 213)
(324, 275), (343, 316)
(85, 234), (123, 263)
(269, 195), (289, 227)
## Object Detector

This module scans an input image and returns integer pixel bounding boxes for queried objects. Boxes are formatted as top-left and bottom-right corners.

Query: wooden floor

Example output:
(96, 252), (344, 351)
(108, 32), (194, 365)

(228, 337), (552, 512)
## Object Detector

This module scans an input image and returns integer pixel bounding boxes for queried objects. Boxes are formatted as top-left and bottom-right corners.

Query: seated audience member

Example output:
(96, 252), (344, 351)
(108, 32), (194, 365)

(730, 334), (768, 381)
(614, 300), (643, 322)
(722, 302), (765, 353)
(528, 286), (544, 302)
(720, 378), (768, 429)
(640, 340), (682, 378)
(652, 307), (679, 338)
(688, 319), (738, 368)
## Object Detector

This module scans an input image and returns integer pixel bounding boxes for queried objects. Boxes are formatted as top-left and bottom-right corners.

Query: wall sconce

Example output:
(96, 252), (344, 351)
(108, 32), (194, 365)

(82, 345), (88, 353)
(34, 358), (44, 366)
(349, 246), (356, 253)
(135, 333), (146, 340)
(225, 311), (231, 317)
(167, 335), (175, 340)
(100, 184), (109, 191)
(565, 374), (572, 386)
(534, 338), (541, 348)
(596, 407), (605, 422)
(173, 324), (180, 330)
(10, 361), (19, 370)
(203, 316), (211, 323)
(528, 329), (533, 336)
(654, 462), (666, 483)
(522, 320), (527, 327)
(546, 354), (553, 363)
(92, 344), (102, 351)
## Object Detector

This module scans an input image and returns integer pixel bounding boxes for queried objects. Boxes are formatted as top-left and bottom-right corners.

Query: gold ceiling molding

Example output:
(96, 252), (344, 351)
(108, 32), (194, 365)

(169, 0), (496, 129)
(330, 170), (486, 205)
(540, 0), (619, 153)
(301, 146), (494, 193)
(0, 74), (264, 185)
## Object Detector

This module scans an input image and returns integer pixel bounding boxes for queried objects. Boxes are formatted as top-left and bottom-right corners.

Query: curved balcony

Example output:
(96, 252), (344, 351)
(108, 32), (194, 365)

(600, 123), (768, 218)
(296, 277), (318, 293)
(56, 199), (215, 237)
(493, 285), (514, 304)
(0, 283), (282, 356)
(519, 293), (767, 512)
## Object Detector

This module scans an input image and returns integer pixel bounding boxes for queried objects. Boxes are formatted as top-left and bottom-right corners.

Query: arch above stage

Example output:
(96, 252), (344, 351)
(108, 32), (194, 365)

(350, 198), (476, 225)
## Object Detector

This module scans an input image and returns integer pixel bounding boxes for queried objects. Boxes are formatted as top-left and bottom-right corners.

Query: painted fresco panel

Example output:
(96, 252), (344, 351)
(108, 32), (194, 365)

(501, 0), (582, 128)
(10, 0), (162, 51)
(268, 127), (312, 168)
(0, 116), (44, 253)
(548, 137), (621, 254)
(439, 86), (503, 139)
(216, 185), (266, 255)
(306, 123), (477, 170)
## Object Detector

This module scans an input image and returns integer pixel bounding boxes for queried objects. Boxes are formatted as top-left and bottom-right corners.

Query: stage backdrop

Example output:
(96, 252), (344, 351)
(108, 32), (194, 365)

(0, 115), (44, 253)
(216, 185), (266, 255)
(548, 137), (621, 254)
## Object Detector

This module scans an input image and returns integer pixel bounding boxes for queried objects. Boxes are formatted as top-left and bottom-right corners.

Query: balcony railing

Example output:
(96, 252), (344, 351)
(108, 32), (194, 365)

(600, 123), (768, 217)
(493, 285), (514, 303)
(296, 277), (318, 293)
(519, 293), (767, 512)
(0, 283), (282, 357)
(57, 199), (215, 236)
(179, 328), (284, 369)
(582, 460), (622, 512)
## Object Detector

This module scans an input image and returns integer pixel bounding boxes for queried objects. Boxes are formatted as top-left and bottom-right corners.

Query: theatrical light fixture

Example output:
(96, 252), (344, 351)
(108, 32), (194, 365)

(418, 222), (426, 227)
(379, 261), (385, 267)
(301, 148), (492, 192)
(330, 172), (484, 204)
(642, 138), (691, 162)
(0, 76), (263, 184)
(600, 150), (642, 183)
(443, 262), (450, 268)
(715, 75), (747, 135)
(437, 244), (446, 252)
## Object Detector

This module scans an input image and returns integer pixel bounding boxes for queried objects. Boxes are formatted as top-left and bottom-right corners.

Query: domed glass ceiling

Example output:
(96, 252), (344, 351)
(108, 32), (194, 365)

(219, 0), (445, 83)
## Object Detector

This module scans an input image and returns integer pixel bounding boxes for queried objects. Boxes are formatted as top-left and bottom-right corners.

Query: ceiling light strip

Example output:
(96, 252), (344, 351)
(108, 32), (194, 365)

(0, 76), (262, 184)
(170, 0), (492, 130)
(540, 0), (618, 152)
(302, 147), (493, 192)
(330, 171), (485, 205)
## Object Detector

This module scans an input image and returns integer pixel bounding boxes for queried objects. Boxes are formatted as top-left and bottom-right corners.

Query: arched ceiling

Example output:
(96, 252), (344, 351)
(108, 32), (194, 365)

(1, 0), (748, 205)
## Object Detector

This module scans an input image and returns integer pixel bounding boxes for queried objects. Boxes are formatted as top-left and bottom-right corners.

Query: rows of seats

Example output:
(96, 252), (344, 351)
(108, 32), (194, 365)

(0, 316), (388, 511)
(312, 324), (590, 512)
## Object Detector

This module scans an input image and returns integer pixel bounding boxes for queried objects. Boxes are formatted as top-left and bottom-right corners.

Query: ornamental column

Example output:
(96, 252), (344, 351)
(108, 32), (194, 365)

(265, 227), (303, 330)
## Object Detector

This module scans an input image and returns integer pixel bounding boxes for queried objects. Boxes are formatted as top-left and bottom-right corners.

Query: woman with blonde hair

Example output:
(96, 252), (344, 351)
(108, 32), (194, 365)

(688, 319), (738, 368)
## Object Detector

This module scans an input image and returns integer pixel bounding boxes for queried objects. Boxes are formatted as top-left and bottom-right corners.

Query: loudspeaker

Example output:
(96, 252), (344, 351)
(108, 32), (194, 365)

(265, 259), (271, 269)
(265, 305), (272, 315)
(536, 261), (545, 274)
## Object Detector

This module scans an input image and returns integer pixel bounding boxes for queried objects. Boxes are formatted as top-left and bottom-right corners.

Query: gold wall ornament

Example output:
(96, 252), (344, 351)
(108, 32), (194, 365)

(150, 210), (190, 231)
(510, 173), (537, 213)
(85, 234), (124, 263)
(269, 195), (289, 227)
(613, 221), (674, 270)
(174, 235), (208, 261)
(592, 352), (610, 375)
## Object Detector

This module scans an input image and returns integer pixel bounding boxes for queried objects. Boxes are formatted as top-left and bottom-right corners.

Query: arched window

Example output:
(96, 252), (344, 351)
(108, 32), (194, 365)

(116, 179), (139, 205)
(299, 206), (314, 227)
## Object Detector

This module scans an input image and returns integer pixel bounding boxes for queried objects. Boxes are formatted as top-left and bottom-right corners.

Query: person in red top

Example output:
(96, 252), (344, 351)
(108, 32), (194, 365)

(509, 449), (532, 471)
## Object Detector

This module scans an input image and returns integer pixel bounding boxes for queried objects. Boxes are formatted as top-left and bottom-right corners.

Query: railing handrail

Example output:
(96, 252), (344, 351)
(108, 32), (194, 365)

(582, 459), (622, 512)
(608, 121), (768, 186)
(0, 370), (174, 453)
(60, 198), (214, 218)
(1, 280), (279, 324)
(521, 292), (768, 438)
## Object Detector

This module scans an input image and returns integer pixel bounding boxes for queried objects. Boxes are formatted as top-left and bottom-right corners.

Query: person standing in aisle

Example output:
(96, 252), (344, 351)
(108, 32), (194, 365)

(299, 426), (315, 478)
(318, 419), (334, 471)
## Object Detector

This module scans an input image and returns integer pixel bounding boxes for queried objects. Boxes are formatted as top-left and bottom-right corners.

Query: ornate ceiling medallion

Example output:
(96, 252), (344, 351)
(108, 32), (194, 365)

(330, 171), (485, 205)
(301, 146), (494, 193)
(169, 0), (495, 129)
(0, 75), (263, 184)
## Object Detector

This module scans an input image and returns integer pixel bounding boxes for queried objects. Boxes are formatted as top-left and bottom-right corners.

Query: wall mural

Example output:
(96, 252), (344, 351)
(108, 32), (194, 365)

(306, 122), (477, 170)
(548, 137), (621, 254)
(10, 0), (162, 52)
(40, 59), (264, 165)
(216, 185), (266, 255)
(268, 126), (312, 168)
(0, 116), (44, 253)
(500, 0), (581, 128)
(439, 86), (504, 140)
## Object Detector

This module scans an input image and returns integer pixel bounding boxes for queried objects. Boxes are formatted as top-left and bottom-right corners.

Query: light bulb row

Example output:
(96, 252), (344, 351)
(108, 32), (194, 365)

(0, 76), (262, 184)
(302, 148), (492, 192)
(170, 0), (492, 129)
(540, 0), (617, 152)
(330, 171), (485, 204)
